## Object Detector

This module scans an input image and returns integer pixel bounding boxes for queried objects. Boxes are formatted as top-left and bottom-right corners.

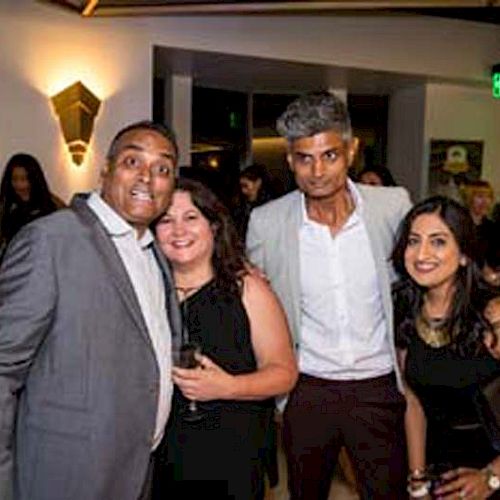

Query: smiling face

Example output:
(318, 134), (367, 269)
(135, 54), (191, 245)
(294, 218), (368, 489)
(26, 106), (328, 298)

(155, 190), (215, 272)
(287, 130), (357, 202)
(11, 166), (31, 202)
(404, 212), (464, 295)
(101, 128), (177, 237)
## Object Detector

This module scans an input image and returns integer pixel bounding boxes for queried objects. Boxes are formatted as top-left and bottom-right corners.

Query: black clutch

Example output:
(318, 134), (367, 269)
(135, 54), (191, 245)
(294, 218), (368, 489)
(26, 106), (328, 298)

(474, 375), (500, 452)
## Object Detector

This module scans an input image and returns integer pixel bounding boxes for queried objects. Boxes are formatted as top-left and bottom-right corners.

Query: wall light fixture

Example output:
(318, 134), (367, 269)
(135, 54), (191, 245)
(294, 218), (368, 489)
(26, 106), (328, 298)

(51, 81), (101, 165)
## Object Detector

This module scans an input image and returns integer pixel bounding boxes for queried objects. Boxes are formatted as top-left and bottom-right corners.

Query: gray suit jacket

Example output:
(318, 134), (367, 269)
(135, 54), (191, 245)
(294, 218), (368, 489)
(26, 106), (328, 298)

(0, 194), (181, 500)
(246, 184), (411, 391)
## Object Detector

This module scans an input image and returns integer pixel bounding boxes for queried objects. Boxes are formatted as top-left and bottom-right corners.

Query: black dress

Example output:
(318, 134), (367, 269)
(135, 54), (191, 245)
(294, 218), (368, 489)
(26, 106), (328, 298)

(404, 333), (500, 470)
(159, 281), (273, 500)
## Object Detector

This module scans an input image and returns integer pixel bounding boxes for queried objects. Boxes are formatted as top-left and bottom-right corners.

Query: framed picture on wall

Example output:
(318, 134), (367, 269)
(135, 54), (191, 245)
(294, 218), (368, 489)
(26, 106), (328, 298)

(428, 139), (484, 201)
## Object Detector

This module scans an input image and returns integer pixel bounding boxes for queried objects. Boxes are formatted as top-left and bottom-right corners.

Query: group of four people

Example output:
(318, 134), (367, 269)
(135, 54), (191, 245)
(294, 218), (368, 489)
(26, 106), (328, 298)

(0, 91), (498, 500)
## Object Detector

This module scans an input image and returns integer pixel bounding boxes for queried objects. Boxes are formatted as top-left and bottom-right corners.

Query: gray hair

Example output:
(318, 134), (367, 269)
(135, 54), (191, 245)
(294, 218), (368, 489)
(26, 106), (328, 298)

(106, 120), (178, 165)
(276, 91), (352, 143)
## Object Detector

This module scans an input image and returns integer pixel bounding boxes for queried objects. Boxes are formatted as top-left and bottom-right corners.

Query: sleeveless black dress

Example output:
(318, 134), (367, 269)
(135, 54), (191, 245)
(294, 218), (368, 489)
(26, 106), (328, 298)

(404, 333), (499, 470)
(161, 280), (273, 500)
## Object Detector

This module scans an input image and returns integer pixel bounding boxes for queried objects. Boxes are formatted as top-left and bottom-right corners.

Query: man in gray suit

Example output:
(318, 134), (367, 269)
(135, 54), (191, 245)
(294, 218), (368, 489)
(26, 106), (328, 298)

(246, 92), (411, 499)
(0, 121), (182, 500)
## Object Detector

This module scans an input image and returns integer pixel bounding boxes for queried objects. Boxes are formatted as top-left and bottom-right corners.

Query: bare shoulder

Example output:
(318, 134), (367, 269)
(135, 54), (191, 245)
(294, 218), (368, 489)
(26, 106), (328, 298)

(242, 271), (274, 299)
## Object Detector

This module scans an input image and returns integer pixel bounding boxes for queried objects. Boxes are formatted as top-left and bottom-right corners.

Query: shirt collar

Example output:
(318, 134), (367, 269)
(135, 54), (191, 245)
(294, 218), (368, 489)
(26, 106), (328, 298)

(87, 191), (155, 248)
(300, 178), (364, 227)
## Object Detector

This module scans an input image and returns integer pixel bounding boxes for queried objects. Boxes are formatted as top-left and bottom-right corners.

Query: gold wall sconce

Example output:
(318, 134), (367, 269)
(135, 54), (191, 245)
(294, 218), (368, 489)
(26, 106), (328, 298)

(51, 81), (101, 166)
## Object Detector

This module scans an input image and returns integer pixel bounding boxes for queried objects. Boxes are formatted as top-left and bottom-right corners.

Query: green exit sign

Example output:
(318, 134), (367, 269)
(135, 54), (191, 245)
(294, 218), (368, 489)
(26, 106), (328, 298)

(492, 64), (500, 99)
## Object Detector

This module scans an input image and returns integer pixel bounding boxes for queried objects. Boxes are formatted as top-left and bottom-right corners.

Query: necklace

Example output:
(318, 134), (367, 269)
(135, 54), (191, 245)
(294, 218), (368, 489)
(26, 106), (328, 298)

(174, 279), (212, 300)
(415, 313), (452, 348)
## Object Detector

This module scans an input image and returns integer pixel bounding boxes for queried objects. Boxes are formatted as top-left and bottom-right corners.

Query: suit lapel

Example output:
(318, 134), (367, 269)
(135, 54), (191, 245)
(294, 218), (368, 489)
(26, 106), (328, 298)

(71, 195), (151, 346)
(359, 191), (393, 329)
(283, 192), (303, 342)
(286, 193), (302, 299)
(152, 243), (182, 350)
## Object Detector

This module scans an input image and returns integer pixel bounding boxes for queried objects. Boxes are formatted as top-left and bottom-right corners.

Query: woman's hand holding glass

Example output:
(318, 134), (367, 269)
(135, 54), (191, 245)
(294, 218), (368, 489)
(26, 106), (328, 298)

(172, 354), (236, 402)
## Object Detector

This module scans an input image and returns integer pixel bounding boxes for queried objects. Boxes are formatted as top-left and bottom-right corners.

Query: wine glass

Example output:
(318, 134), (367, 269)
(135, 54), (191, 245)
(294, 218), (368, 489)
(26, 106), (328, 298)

(172, 300), (205, 422)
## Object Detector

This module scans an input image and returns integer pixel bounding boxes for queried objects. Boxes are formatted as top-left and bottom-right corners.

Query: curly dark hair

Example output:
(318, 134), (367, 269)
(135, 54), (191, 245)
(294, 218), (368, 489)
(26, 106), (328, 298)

(169, 177), (248, 296)
(391, 196), (497, 356)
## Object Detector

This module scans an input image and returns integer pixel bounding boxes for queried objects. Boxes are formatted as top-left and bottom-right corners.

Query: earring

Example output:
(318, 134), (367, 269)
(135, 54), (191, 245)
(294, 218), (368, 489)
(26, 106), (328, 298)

(460, 256), (468, 266)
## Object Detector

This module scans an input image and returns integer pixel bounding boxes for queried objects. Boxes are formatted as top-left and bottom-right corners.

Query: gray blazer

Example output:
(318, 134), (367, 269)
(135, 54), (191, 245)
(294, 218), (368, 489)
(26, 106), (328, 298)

(246, 184), (411, 390)
(0, 194), (181, 500)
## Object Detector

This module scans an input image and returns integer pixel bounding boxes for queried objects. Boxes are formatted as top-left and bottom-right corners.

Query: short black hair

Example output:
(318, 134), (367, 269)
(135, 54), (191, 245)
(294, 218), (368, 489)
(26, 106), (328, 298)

(106, 120), (178, 164)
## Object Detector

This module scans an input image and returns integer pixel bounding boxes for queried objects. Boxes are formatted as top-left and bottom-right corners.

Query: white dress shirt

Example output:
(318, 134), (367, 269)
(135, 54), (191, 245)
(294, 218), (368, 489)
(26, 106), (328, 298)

(87, 192), (172, 449)
(298, 182), (394, 380)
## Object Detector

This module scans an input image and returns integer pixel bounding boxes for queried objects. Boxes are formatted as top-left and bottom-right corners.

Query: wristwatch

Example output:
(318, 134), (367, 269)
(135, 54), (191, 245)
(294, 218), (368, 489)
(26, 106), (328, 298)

(485, 465), (500, 492)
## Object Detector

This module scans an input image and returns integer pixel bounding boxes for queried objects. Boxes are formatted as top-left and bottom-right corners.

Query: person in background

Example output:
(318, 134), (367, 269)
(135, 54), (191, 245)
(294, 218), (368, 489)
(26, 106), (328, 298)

(483, 234), (500, 290)
(0, 121), (181, 500)
(246, 90), (412, 499)
(392, 196), (500, 500)
(462, 180), (496, 265)
(154, 178), (297, 499)
(0, 153), (64, 254)
(358, 165), (397, 187)
(233, 164), (275, 239)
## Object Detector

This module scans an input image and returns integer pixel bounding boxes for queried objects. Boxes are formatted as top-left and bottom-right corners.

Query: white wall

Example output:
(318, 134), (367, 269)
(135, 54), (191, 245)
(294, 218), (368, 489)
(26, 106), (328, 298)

(0, 1), (153, 202)
(1, 1), (499, 201)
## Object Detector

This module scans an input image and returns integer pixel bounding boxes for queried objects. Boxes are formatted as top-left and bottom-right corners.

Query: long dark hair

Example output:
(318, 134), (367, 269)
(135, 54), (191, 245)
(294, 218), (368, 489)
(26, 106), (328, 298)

(0, 153), (57, 241)
(172, 178), (248, 296)
(0, 153), (55, 209)
(239, 163), (275, 206)
(392, 196), (495, 355)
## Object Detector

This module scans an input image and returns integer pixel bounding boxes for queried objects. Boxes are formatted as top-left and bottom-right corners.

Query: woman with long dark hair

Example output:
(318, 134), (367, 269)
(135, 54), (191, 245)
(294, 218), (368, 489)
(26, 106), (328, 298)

(0, 153), (62, 252)
(392, 196), (500, 499)
(154, 178), (297, 499)
(233, 164), (275, 239)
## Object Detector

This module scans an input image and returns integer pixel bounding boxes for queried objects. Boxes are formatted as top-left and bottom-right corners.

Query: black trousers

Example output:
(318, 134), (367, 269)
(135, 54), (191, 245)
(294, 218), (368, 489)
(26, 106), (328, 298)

(283, 372), (407, 500)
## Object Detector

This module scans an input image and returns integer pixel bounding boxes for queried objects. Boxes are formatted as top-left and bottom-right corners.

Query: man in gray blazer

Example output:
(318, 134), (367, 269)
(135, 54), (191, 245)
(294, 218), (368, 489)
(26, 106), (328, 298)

(246, 92), (411, 499)
(0, 121), (182, 500)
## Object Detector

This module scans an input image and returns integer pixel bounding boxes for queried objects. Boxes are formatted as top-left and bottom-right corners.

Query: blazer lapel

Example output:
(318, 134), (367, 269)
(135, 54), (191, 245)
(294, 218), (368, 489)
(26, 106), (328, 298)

(282, 192), (303, 343)
(71, 195), (151, 346)
(360, 193), (393, 332)
(152, 243), (182, 350)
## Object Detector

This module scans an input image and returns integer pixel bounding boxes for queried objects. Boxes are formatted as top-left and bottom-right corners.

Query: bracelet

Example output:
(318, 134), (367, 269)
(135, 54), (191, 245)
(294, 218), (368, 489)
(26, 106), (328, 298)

(407, 482), (430, 498)
(408, 469), (427, 482)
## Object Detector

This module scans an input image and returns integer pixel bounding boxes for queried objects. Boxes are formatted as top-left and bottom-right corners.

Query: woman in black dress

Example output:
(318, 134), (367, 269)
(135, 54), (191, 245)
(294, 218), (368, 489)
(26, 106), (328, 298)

(392, 196), (500, 499)
(154, 178), (297, 499)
